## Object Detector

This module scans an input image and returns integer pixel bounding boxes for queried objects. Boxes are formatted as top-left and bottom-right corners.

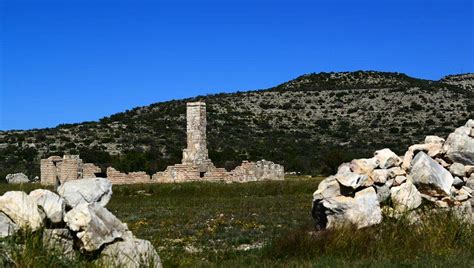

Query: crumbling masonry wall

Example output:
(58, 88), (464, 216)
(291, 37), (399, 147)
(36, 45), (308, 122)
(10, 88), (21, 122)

(106, 167), (151, 184)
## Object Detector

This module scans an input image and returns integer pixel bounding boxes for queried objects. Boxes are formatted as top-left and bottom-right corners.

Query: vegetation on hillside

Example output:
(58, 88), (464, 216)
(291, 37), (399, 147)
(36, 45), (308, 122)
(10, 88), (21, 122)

(0, 71), (472, 180)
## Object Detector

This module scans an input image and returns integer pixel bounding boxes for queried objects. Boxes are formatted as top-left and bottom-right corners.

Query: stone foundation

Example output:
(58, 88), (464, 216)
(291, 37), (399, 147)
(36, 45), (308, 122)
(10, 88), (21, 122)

(106, 167), (151, 184)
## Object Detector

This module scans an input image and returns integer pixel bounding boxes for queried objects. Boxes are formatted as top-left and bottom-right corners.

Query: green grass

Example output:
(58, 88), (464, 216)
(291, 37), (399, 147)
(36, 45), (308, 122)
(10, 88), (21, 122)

(1, 177), (473, 267)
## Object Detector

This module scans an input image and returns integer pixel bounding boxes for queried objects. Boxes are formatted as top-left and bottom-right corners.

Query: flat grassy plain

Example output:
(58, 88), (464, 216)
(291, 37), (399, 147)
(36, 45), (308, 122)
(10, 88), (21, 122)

(1, 177), (473, 267)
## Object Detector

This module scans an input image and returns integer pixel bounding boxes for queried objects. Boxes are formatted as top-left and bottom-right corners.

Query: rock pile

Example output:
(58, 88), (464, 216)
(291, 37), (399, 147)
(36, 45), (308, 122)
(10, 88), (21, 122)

(312, 119), (474, 229)
(0, 177), (161, 267)
(5, 173), (38, 184)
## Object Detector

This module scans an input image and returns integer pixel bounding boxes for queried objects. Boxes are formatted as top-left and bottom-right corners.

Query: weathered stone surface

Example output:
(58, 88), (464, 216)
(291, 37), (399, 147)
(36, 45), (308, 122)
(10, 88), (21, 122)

(29, 189), (65, 224)
(372, 169), (389, 184)
(390, 181), (422, 212)
(43, 228), (76, 259)
(394, 175), (407, 185)
(334, 164), (368, 189)
(0, 212), (18, 238)
(452, 177), (464, 188)
(388, 166), (406, 177)
(443, 127), (474, 165)
(0, 191), (44, 231)
(410, 152), (454, 195)
(58, 177), (112, 208)
(449, 163), (466, 177)
(313, 176), (340, 200)
(313, 187), (381, 229)
(374, 148), (401, 169)
(5, 173), (30, 184)
(424, 135), (445, 145)
(350, 158), (379, 175)
(64, 203), (129, 251)
(99, 238), (162, 268)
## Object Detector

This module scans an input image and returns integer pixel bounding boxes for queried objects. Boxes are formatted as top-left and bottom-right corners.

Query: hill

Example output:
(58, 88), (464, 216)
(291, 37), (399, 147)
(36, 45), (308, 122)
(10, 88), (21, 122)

(1, 71), (473, 179)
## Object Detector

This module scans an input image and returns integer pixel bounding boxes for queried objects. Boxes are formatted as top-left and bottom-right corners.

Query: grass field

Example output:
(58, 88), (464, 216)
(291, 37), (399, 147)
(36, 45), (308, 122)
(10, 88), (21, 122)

(1, 177), (473, 267)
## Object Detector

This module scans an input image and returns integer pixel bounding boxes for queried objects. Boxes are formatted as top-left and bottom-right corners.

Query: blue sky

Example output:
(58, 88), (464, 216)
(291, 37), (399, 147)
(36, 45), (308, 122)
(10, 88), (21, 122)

(1, 0), (472, 130)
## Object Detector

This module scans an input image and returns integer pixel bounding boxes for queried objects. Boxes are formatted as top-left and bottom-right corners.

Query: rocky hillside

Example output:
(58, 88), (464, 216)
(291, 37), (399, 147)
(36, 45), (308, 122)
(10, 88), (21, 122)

(1, 71), (473, 179)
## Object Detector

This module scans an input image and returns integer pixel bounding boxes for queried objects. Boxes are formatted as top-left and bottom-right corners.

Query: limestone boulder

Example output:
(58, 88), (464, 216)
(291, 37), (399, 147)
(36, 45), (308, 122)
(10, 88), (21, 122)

(449, 163), (466, 177)
(0, 191), (44, 231)
(390, 181), (422, 212)
(424, 135), (445, 145)
(29, 189), (65, 224)
(312, 187), (382, 229)
(5, 173), (30, 184)
(64, 203), (129, 251)
(99, 238), (162, 268)
(312, 176), (340, 200)
(410, 152), (454, 196)
(374, 148), (401, 169)
(443, 127), (474, 165)
(334, 164), (368, 189)
(0, 212), (19, 238)
(58, 178), (112, 208)
(372, 169), (389, 184)
(350, 158), (378, 175)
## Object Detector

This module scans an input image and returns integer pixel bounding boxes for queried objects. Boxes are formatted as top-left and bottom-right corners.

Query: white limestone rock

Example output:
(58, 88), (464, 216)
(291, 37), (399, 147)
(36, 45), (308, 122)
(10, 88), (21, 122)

(58, 177), (112, 208)
(443, 125), (474, 165)
(5, 173), (30, 184)
(390, 181), (422, 212)
(334, 163), (368, 189)
(452, 177), (464, 188)
(313, 187), (382, 229)
(374, 148), (401, 169)
(410, 152), (454, 196)
(350, 158), (379, 175)
(466, 119), (474, 128)
(372, 169), (389, 184)
(0, 212), (19, 238)
(424, 135), (445, 145)
(0, 191), (44, 231)
(449, 163), (466, 177)
(312, 176), (340, 200)
(99, 238), (162, 268)
(64, 203), (129, 251)
(29, 189), (65, 224)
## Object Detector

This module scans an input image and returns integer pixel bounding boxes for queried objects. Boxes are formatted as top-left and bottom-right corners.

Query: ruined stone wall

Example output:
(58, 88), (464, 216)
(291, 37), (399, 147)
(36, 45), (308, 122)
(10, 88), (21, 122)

(40, 157), (60, 185)
(83, 163), (101, 178)
(57, 156), (82, 183)
(230, 160), (285, 182)
(106, 167), (151, 184)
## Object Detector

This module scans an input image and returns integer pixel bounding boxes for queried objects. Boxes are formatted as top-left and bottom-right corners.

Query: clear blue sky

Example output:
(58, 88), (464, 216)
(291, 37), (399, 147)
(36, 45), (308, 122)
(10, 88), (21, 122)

(1, 0), (472, 130)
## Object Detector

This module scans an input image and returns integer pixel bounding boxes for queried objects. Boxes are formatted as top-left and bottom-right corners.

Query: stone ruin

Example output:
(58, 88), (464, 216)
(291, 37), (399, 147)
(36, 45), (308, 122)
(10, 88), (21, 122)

(40, 101), (284, 185)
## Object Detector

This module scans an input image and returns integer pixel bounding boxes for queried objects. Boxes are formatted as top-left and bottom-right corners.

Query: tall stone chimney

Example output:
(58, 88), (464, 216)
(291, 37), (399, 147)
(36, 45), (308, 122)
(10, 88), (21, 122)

(182, 102), (210, 168)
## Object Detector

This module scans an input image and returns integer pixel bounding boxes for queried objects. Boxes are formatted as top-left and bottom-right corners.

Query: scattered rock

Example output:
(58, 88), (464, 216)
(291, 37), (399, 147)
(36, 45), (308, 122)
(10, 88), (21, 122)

(372, 169), (389, 184)
(410, 152), (454, 196)
(443, 128), (474, 165)
(449, 163), (466, 177)
(390, 181), (422, 212)
(5, 173), (30, 184)
(374, 148), (401, 169)
(64, 203), (129, 251)
(0, 191), (44, 231)
(452, 177), (464, 188)
(99, 237), (162, 268)
(312, 176), (340, 200)
(334, 164), (368, 189)
(350, 158), (378, 175)
(313, 187), (381, 229)
(58, 178), (112, 208)
(0, 212), (18, 238)
(29, 189), (65, 224)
